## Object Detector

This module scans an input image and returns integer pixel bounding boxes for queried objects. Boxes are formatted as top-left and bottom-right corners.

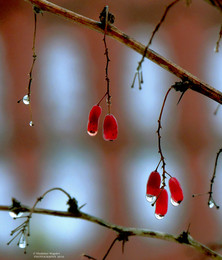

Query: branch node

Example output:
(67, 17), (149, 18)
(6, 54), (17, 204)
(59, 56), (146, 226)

(176, 231), (190, 245)
(99, 6), (115, 29)
(67, 198), (80, 216)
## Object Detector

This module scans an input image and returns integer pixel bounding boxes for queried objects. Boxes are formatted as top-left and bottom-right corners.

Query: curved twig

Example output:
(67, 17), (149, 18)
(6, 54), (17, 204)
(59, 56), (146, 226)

(1, 204), (222, 259)
(25, 0), (222, 104)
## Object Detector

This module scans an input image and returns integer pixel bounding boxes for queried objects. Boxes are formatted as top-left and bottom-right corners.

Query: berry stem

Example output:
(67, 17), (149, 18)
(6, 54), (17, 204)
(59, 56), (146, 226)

(103, 6), (111, 114)
(155, 159), (162, 171)
(157, 86), (173, 185)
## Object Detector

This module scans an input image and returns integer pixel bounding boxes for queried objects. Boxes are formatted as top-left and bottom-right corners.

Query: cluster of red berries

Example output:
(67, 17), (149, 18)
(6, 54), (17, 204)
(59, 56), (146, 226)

(87, 105), (118, 141)
(146, 171), (183, 219)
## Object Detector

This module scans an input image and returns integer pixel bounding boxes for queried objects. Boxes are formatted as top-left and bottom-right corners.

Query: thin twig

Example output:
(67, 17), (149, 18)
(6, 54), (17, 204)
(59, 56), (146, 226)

(208, 148), (222, 209)
(157, 86), (173, 186)
(103, 6), (111, 113)
(102, 236), (119, 260)
(7, 187), (72, 253)
(215, 24), (222, 53)
(25, 0), (222, 104)
(17, 9), (39, 126)
(135, 0), (181, 86)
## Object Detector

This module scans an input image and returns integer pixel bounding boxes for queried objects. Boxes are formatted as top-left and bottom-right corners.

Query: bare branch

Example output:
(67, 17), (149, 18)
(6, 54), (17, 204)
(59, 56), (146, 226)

(25, 0), (222, 104)
(1, 204), (222, 259)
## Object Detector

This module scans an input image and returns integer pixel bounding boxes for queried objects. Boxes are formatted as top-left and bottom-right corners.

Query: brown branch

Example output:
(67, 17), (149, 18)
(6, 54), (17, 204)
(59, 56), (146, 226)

(1, 204), (222, 259)
(204, 0), (222, 11)
(25, 0), (222, 104)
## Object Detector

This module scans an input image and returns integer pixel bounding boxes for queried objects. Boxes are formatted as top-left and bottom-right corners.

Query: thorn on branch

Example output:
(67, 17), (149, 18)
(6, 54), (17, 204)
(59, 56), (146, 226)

(172, 79), (191, 104)
(67, 198), (81, 216)
(9, 198), (28, 218)
(99, 6), (115, 29)
(33, 6), (42, 14)
(176, 231), (190, 245)
(117, 232), (130, 253)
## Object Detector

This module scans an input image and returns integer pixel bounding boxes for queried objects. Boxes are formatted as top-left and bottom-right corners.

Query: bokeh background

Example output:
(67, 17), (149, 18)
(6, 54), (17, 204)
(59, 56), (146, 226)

(0, 0), (222, 259)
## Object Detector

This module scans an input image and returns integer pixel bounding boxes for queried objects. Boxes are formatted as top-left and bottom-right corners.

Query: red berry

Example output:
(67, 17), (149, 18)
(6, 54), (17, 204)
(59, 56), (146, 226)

(103, 114), (118, 141)
(155, 188), (168, 219)
(169, 177), (183, 206)
(87, 105), (102, 136)
(146, 171), (161, 202)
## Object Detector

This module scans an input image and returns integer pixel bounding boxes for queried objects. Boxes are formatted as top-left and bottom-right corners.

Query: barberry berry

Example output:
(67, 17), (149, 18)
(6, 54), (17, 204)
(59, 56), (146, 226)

(103, 114), (118, 141)
(155, 188), (168, 219)
(87, 105), (102, 136)
(146, 171), (161, 203)
(169, 177), (183, 206)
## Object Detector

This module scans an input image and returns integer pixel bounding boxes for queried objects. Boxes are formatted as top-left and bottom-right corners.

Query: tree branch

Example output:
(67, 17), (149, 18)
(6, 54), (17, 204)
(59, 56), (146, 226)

(1, 204), (222, 259)
(25, 0), (222, 104)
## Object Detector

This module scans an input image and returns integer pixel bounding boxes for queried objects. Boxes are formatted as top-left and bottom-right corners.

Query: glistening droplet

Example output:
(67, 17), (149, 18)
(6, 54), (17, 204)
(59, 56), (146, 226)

(87, 130), (98, 136)
(22, 95), (30, 105)
(214, 46), (218, 53)
(146, 194), (155, 203)
(9, 211), (23, 218)
(208, 199), (215, 209)
(18, 233), (26, 249)
(155, 213), (164, 220)
(171, 198), (180, 207)
(29, 121), (34, 127)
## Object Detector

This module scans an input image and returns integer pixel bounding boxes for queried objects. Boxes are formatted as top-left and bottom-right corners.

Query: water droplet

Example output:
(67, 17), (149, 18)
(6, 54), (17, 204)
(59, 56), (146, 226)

(87, 130), (98, 136)
(146, 194), (155, 203)
(171, 198), (180, 207)
(9, 211), (23, 218)
(208, 199), (215, 209)
(155, 213), (164, 220)
(29, 121), (34, 127)
(214, 46), (218, 53)
(22, 95), (30, 105)
(18, 233), (26, 249)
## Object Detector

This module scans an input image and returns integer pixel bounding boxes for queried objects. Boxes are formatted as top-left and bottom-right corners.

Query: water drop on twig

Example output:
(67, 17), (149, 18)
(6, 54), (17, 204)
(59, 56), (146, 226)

(22, 95), (30, 105)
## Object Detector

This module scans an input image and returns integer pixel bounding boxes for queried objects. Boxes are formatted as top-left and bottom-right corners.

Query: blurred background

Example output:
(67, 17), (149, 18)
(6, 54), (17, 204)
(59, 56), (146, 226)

(0, 0), (222, 259)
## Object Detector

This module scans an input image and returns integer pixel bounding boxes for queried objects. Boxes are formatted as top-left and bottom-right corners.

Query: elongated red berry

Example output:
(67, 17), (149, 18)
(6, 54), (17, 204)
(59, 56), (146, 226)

(146, 171), (161, 203)
(87, 105), (102, 136)
(169, 177), (183, 206)
(103, 114), (118, 141)
(155, 188), (168, 219)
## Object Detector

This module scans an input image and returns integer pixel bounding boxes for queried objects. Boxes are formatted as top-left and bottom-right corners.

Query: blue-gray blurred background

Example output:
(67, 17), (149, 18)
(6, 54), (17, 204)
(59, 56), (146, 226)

(0, 0), (222, 259)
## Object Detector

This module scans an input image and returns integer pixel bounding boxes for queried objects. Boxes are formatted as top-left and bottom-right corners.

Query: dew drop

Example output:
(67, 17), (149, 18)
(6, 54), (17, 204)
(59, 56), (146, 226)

(22, 95), (30, 105)
(87, 130), (98, 136)
(9, 211), (23, 218)
(171, 198), (180, 207)
(214, 46), (218, 53)
(29, 121), (34, 127)
(208, 199), (215, 209)
(155, 213), (164, 220)
(146, 194), (155, 203)
(18, 234), (26, 249)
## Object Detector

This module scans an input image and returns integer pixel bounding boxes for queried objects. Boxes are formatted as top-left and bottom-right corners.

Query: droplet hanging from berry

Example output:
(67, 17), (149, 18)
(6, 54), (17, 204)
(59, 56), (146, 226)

(9, 211), (24, 218)
(146, 171), (161, 203)
(103, 114), (118, 141)
(87, 105), (102, 136)
(169, 177), (183, 206)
